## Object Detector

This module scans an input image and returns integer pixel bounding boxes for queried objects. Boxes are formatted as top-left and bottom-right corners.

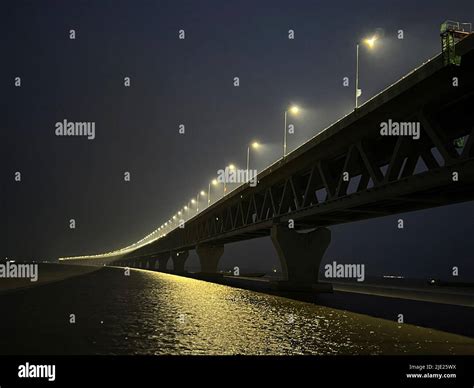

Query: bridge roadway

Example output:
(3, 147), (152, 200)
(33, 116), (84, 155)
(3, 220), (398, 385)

(95, 34), (474, 289)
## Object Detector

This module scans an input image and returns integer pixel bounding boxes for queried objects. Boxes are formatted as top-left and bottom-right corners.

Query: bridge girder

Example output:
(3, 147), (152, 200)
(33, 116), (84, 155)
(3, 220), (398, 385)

(116, 34), (474, 278)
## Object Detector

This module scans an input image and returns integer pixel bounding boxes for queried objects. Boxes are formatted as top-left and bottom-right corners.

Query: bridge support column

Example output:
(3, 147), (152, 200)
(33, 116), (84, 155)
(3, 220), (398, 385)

(196, 244), (224, 273)
(171, 251), (189, 274)
(147, 258), (157, 270)
(270, 225), (332, 291)
(157, 253), (170, 272)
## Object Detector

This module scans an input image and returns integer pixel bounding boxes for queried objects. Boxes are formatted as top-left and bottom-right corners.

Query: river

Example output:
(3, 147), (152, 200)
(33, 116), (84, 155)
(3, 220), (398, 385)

(0, 266), (473, 355)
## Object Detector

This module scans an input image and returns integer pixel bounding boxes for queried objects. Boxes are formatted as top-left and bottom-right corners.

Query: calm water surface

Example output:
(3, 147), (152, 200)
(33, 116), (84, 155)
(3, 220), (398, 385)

(0, 267), (473, 355)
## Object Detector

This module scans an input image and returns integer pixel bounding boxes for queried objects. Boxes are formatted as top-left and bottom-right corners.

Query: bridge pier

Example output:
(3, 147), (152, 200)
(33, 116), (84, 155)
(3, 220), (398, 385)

(196, 244), (224, 273)
(157, 253), (170, 272)
(147, 258), (157, 270)
(171, 251), (189, 273)
(270, 225), (332, 291)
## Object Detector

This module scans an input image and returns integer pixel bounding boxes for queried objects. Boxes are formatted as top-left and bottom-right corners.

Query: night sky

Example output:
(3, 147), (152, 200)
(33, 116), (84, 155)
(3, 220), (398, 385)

(4, 0), (474, 280)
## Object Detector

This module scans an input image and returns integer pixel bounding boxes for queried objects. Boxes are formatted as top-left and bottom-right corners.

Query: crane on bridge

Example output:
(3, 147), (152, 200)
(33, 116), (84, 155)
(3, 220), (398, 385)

(440, 20), (472, 66)
(441, 20), (472, 150)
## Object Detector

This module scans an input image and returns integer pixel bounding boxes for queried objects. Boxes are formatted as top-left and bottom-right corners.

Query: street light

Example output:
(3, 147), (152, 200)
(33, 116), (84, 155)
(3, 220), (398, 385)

(356, 35), (378, 109)
(196, 190), (206, 212)
(186, 198), (195, 215)
(224, 164), (236, 195)
(209, 179), (218, 206)
(364, 36), (377, 49)
(247, 141), (260, 180)
(284, 106), (300, 157)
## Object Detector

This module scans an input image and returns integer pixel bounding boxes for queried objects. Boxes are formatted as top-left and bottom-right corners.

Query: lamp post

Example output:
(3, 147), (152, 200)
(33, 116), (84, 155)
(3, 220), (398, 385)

(224, 164), (235, 195)
(209, 179), (218, 206)
(284, 106), (299, 157)
(247, 142), (259, 171)
(246, 141), (260, 181)
(196, 191), (205, 212)
(356, 35), (377, 109)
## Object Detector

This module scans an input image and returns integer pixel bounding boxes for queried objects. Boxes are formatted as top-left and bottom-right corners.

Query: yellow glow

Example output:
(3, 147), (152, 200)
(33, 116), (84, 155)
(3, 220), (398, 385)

(228, 164), (236, 170)
(364, 36), (377, 49)
(212, 179), (218, 185)
(200, 190), (206, 196)
(252, 141), (260, 149)
(184, 206), (188, 210)
(178, 211), (182, 215)
(191, 199), (196, 204)
(289, 105), (299, 114)
(173, 215), (177, 219)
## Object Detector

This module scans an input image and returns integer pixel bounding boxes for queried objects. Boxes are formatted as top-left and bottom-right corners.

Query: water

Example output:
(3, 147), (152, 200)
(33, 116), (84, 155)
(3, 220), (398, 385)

(0, 267), (473, 355)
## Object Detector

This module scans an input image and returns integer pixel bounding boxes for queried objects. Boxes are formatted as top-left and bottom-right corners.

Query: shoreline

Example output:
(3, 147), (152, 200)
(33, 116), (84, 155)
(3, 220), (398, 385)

(0, 263), (101, 295)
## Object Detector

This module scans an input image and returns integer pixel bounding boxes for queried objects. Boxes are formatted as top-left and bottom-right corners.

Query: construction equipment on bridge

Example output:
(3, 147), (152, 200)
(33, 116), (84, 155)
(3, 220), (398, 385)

(440, 20), (472, 65)
(454, 137), (465, 149)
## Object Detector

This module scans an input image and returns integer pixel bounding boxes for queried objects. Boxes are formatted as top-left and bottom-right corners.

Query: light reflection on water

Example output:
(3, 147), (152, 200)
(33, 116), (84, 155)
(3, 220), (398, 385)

(104, 269), (474, 355)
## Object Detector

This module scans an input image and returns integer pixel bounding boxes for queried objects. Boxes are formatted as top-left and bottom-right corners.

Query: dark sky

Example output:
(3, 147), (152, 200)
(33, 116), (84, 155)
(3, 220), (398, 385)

(3, 0), (474, 279)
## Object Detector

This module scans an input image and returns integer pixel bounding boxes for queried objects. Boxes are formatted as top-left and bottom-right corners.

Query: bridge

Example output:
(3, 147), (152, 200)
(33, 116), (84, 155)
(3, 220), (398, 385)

(64, 32), (474, 290)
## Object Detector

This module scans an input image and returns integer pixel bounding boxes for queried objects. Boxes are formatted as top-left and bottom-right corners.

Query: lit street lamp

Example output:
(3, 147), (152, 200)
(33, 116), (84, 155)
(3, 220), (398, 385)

(224, 164), (235, 195)
(209, 179), (218, 206)
(246, 141), (260, 175)
(284, 105), (299, 157)
(356, 35), (378, 109)
(196, 190), (206, 212)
